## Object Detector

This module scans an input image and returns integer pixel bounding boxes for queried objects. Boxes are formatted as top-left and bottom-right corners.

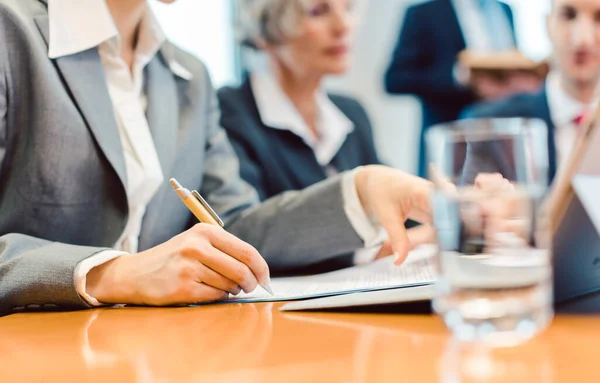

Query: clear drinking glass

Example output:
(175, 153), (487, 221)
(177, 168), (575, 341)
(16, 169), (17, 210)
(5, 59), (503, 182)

(426, 118), (553, 346)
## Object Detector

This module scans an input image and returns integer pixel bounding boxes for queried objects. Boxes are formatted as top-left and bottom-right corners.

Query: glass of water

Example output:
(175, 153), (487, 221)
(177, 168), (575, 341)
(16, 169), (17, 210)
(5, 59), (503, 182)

(426, 118), (553, 346)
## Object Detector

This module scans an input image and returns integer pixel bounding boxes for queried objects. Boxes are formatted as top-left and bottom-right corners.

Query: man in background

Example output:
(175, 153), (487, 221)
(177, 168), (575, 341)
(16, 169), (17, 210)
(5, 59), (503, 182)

(462, 0), (600, 185)
(384, 0), (518, 177)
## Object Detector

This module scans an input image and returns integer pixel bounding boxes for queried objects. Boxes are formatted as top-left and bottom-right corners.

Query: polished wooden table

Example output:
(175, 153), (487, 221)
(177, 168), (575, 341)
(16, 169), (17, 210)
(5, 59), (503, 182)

(0, 303), (598, 382)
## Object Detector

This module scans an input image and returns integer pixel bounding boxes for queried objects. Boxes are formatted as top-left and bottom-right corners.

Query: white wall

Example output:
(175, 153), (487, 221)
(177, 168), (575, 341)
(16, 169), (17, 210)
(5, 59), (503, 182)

(150, 0), (237, 87)
(505, 0), (552, 61)
(326, 0), (553, 175)
(326, 0), (420, 172)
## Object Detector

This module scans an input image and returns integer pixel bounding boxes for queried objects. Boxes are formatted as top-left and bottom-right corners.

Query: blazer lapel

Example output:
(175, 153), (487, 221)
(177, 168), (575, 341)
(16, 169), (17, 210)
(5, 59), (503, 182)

(33, 15), (128, 191)
(144, 52), (179, 178)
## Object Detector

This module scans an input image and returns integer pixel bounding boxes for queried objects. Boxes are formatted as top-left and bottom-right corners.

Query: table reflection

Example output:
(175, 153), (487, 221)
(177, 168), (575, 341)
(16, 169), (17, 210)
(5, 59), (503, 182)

(439, 339), (553, 383)
(1, 306), (600, 382)
(0, 304), (274, 382)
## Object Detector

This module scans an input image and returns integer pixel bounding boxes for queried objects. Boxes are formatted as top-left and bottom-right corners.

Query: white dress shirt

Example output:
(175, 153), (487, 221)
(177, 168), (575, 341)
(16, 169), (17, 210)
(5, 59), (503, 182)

(47, 0), (383, 305)
(451, 0), (514, 52)
(545, 71), (587, 170)
(251, 71), (386, 264)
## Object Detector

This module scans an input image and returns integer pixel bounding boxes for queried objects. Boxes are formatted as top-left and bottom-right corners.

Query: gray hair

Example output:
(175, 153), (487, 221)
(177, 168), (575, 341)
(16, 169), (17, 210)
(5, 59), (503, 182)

(236, 0), (311, 48)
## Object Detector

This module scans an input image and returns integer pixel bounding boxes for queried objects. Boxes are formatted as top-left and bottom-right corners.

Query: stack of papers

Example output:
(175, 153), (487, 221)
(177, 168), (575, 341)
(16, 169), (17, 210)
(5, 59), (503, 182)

(224, 245), (438, 303)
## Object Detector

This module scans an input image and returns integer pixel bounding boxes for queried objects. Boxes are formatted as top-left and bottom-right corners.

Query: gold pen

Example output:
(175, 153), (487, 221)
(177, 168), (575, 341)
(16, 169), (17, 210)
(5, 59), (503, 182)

(169, 178), (274, 295)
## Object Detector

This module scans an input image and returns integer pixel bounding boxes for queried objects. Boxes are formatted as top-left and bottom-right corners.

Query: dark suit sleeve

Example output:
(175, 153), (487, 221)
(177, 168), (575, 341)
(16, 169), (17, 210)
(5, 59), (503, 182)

(384, 6), (473, 103)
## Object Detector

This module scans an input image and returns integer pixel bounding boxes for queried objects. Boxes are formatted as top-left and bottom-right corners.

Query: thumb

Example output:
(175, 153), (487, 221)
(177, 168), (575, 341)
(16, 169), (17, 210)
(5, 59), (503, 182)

(374, 241), (394, 260)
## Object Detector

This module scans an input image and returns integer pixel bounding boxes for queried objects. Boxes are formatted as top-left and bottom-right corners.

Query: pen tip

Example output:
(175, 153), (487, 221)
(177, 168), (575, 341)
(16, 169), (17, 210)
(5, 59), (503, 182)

(169, 178), (182, 189)
(262, 284), (274, 296)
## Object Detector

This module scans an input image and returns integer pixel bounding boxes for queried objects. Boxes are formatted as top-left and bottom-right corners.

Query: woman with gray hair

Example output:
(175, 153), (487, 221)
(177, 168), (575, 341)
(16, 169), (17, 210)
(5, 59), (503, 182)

(218, 0), (398, 272)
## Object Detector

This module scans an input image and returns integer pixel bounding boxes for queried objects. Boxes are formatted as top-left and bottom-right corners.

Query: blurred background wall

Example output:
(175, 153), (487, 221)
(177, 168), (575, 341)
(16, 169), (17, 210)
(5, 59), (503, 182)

(151, 0), (553, 175)
(150, 0), (238, 86)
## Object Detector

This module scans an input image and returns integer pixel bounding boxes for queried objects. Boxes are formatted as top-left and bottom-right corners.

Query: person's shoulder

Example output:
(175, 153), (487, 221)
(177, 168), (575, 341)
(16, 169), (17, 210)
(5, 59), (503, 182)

(328, 93), (374, 137)
(217, 80), (261, 137)
(217, 82), (248, 107)
(461, 92), (542, 119)
(328, 93), (364, 112)
(217, 78), (257, 118)
(0, 0), (39, 14)
(0, 0), (47, 62)
(328, 94), (370, 122)
(0, 0), (45, 30)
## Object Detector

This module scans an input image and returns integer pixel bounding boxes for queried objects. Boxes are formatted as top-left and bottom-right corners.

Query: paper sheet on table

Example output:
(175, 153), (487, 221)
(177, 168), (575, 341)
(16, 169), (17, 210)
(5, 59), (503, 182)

(223, 245), (438, 303)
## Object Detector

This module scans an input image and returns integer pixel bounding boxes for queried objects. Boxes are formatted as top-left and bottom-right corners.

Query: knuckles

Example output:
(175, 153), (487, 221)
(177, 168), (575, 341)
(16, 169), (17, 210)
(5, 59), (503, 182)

(234, 263), (257, 291)
(237, 245), (258, 266)
(192, 223), (216, 240)
(232, 262), (251, 284)
(176, 236), (211, 260)
(176, 261), (196, 281)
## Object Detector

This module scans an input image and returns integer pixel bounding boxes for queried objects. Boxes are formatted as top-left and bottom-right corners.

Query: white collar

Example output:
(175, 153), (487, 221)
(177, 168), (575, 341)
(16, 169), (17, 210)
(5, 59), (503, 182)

(250, 71), (354, 166)
(47, 0), (192, 80)
(546, 71), (586, 129)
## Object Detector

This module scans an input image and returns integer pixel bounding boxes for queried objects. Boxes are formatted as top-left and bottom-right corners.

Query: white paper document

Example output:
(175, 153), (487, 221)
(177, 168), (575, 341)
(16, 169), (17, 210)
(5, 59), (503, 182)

(224, 245), (437, 303)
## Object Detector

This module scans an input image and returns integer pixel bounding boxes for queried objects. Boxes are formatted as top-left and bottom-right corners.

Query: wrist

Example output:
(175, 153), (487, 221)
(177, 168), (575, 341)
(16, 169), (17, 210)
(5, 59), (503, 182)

(86, 255), (131, 304)
(355, 165), (378, 217)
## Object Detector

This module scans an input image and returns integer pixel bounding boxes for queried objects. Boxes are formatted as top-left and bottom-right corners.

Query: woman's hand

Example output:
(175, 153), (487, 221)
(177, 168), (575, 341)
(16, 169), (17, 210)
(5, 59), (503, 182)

(355, 166), (433, 265)
(86, 224), (271, 306)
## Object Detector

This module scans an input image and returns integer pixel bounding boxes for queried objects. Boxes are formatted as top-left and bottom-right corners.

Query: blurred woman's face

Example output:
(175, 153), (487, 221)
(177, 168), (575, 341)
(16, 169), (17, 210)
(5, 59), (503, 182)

(270, 0), (357, 78)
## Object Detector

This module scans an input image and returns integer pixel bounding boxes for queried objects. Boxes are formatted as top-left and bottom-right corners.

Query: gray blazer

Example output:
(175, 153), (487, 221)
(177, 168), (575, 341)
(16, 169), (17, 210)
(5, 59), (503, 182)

(0, 0), (363, 315)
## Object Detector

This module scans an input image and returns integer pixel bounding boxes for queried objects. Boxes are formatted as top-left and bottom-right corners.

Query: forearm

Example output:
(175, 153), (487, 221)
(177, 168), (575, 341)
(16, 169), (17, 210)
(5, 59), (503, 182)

(0, 233), (109, 316)
(226, 175), (364, 271)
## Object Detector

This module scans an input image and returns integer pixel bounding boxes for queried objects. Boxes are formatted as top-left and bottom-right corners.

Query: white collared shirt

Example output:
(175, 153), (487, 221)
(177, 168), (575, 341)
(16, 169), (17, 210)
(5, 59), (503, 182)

(48, 0), (190, 305)
(251, 71), (354, 168)
(251, 71), (385, 264)
(545, 72), (587, 170)
(451, 0), (514, 52)
(48, 1), (384, 303)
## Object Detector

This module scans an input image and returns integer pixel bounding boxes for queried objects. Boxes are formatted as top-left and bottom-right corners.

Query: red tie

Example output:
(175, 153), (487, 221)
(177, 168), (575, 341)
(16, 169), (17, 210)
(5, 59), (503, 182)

(573, 112), (588, 141)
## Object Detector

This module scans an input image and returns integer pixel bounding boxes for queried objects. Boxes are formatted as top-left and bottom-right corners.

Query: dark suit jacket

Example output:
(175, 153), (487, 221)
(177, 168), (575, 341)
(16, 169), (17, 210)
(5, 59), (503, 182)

(384, 0), (515, 176)
(460, 86), (557, 186)
(218, 78), (381, 201)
